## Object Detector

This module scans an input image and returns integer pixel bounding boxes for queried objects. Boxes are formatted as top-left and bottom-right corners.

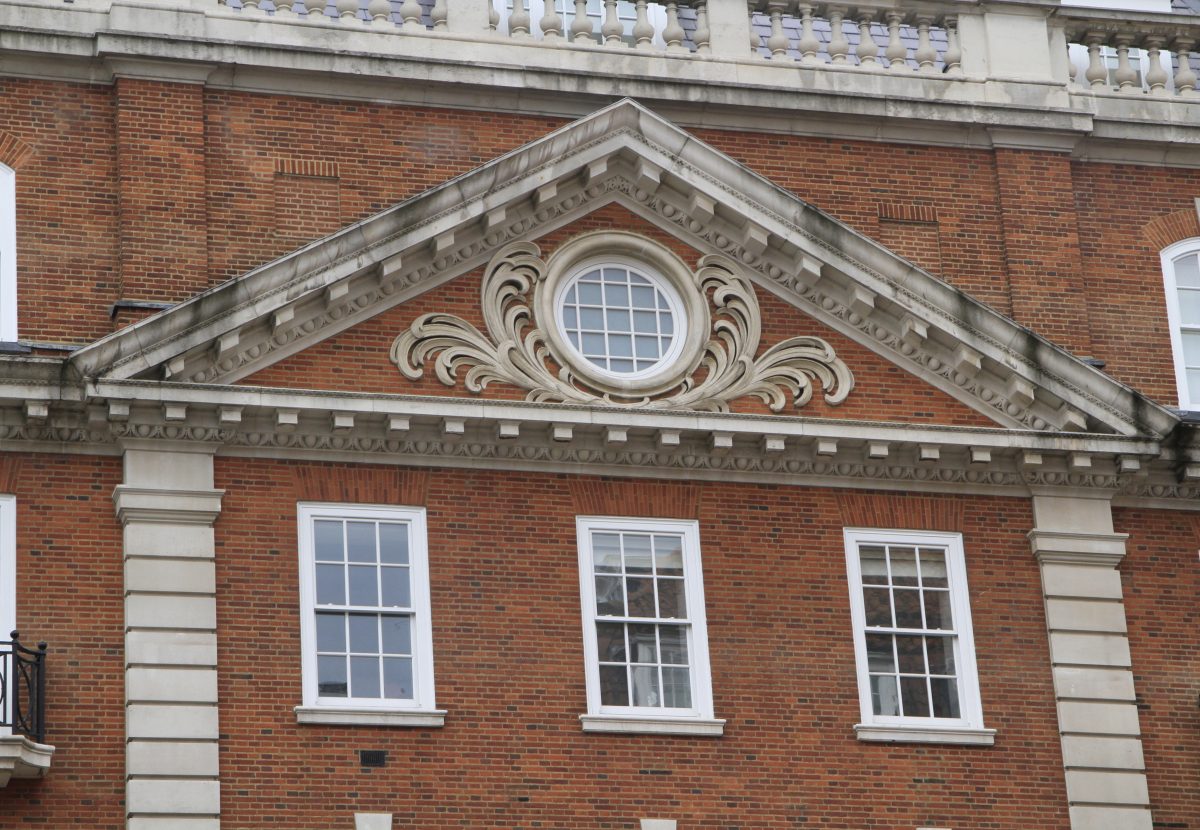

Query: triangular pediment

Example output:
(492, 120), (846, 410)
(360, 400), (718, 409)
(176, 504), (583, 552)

(243, 204), (998, 429)
(68, 99), (1177, 438)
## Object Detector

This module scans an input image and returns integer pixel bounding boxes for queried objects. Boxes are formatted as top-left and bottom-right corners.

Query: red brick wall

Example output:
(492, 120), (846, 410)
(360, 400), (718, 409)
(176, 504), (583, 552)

(203, 92), (564, 285)
(1114, 507), (1200, 826)
(1072, 162), (1200, 404)
(1, 78), (120, 344)
(214, 457), (1067, 829)
(692, 132), (1016, 316)
(113, 78), (210, 304)
(991, 149), (1093, 357)
(1, 453), (125, 829)
(245, 205), (997, 427)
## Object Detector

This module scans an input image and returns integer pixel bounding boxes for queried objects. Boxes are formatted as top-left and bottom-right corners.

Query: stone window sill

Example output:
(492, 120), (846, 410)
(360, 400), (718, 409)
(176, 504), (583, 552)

(580, 714), (725, 736)
(0, 735), (54, 786)
(854, 723), (996, 745)
(295, 706), (446, 727)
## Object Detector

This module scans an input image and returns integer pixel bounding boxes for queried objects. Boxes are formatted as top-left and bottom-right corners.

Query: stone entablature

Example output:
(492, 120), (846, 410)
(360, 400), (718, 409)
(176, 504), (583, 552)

(1, 0), (1199, 166)
(1, 374), (1195, 505)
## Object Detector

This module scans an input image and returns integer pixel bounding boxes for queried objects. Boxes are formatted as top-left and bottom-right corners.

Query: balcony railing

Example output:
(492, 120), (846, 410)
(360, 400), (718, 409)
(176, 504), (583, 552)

(1, 633), (46, 745)
(208, 0), (1200, 101)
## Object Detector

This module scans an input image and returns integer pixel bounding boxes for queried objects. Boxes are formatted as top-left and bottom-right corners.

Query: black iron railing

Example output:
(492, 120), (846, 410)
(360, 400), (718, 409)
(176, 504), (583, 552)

(0, 632), (46, 744)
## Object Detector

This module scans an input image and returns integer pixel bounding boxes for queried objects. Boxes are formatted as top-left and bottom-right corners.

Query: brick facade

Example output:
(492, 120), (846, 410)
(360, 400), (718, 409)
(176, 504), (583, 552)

(1, 453), (125, 828)
(212, 458), (1068, 830)
(1, 50), (1198, 830)
(1115, 507), (1200, 828)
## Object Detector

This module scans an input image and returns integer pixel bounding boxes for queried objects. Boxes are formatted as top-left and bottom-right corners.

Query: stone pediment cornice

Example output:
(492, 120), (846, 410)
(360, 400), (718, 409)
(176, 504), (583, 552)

(66, 99), (1177, 438)
(3, 378), (1198, 506)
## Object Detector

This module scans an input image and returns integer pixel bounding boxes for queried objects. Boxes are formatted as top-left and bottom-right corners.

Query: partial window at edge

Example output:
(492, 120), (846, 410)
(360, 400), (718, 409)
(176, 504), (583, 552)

(1162, 240), (1200, 410)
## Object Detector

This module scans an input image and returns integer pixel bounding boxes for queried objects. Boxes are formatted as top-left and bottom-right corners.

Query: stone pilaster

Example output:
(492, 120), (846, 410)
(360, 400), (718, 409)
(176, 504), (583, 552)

(114, 446), (223, 830)
(1030, 494), (1152, 830)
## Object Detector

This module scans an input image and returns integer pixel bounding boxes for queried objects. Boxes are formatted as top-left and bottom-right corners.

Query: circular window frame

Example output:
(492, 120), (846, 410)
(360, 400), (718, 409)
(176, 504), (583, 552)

(535, 231), (710, 397)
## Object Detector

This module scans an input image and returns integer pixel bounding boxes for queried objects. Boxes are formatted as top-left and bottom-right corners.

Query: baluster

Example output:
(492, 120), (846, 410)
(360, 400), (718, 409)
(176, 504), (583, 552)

(828, 6), (850, 65)
(602, 0), (623, 46)
(1067, 41), (1079, 87)
(797, 4), (820, 65)
(398, 0), (422, 28)
(541, 0), (564, 40)
(367, 0), (390, 24)
(570, 0), (592, 42)
(766, 1), (789, 59)
(336, 0), (359, 21)
(885, 11), (908, 72)
(431, 0), (446, 29)
(1174, 37), (1197, 97)
(914, 15), (936, 73)
(694, 1), (711, 54)
(856, 13), (879, 69)
(508, 0), (531, 36)
(489, 2), (500, 31)
(304, 0), (325, 20)
(664, 2), (685, 53)
(1144, 36), (1168, 96)
(943, 15), (961, 76)
(633, 0), (654, 49)
(275, 0), (296, 18)
(1113, 33), (1137, 92)
(242, 0), (264, 15)
(1085, 33), (1108, 89)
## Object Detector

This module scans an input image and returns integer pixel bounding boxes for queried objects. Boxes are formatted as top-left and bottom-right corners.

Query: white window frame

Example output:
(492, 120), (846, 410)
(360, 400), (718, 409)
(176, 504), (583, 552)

(0, 165), (15, 342)
(0, 496), (15, 735)
(554, 255), (688, 382)
(843, 528), (994, 745)
(295, 503), (443, 727)
(576, 516), (723, 736)
(1161, 238), (1200, 411)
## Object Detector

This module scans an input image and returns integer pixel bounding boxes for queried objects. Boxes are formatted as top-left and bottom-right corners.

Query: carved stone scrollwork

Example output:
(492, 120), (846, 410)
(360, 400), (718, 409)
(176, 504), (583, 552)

(391, 238), (854, 412)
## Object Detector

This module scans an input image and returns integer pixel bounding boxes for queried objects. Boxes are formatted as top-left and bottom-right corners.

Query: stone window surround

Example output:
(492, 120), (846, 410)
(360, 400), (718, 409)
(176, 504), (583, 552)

(842, 527), (995, 746)
(1160, 236), (1200, 411)
(295, 502), (445, 728)
(575, 515), (724, 737)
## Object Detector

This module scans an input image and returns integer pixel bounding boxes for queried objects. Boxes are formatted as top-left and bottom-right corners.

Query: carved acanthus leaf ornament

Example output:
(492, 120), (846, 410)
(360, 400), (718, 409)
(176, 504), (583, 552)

(390, 241), (853, 412)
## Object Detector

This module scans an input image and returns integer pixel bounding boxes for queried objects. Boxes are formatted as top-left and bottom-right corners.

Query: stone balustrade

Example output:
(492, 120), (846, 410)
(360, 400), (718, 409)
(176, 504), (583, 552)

(1062, 9), (1199, 97)
(205, 0), (1200, 102)
(745, 2), (958, 72)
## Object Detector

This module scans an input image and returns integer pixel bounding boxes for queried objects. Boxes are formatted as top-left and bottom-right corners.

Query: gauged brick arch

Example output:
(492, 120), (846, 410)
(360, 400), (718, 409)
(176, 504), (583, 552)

(0, 131), (34, 171)
(1143, 207), (1200, 251)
